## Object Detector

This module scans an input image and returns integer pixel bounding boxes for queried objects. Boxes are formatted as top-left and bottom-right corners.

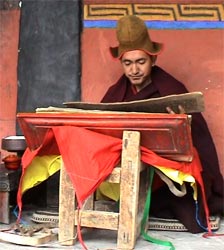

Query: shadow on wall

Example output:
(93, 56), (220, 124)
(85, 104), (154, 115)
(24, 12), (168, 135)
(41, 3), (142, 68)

(16, 0), (82, 133)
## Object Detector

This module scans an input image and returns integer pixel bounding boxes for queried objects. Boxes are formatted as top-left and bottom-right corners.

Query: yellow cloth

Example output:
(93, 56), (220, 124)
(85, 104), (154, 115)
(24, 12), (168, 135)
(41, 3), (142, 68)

(96, 182), (120, 201)
(21, 155), (197, 202)
(155, 166), (197, 200)
(21, 155), (61, 194)
(97, 166), (197, 201)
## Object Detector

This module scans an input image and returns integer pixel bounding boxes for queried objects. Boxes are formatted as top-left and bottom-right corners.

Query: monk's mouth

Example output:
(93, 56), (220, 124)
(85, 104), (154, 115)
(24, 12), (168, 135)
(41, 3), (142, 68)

(131, 76), (142, 80)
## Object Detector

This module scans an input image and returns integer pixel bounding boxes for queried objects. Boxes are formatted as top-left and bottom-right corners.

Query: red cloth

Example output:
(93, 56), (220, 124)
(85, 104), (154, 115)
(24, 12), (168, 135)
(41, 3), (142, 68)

(17, 126), (210, 232)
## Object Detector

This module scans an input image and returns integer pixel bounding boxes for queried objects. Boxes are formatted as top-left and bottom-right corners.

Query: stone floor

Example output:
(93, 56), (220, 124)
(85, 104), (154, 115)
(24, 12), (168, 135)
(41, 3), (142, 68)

(0, 208), (224, 250)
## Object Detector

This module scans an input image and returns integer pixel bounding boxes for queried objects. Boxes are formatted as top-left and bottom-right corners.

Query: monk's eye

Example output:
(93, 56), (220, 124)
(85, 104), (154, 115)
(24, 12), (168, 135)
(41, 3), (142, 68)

(123, 60), (132, 66)
(138, 59), (146, 65)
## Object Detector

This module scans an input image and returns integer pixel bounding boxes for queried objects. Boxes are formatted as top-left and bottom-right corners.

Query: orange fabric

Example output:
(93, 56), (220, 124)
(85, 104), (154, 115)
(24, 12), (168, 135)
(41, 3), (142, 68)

(52, 126), (122, 206)
(17, 126), (211, 233)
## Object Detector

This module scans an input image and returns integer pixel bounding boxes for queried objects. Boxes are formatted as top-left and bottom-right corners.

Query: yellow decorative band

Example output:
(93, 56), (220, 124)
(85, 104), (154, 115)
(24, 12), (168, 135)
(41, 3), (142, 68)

(84, 4), (224, 21)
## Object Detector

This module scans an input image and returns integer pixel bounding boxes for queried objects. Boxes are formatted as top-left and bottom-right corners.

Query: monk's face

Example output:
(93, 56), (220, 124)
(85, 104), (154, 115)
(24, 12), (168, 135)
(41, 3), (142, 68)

(121, 50), (153, 91)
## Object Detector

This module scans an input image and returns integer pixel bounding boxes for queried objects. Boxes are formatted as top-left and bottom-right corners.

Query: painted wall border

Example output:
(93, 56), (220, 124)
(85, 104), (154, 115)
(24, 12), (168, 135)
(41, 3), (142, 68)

(83, 3), (224, 29)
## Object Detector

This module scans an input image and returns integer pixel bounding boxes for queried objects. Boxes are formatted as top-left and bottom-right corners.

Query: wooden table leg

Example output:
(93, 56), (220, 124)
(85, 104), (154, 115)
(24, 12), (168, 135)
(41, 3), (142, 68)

(118, 131), (141, 250)
(58, 161), (76, 245)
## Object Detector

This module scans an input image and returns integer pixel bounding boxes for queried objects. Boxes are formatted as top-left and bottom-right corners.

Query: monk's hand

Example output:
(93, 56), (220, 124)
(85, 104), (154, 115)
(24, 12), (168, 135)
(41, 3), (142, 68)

(166, 105), (186, 114)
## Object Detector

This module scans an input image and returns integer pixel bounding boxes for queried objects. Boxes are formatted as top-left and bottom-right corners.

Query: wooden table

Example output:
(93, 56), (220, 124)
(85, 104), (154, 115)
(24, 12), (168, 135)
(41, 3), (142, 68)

(17, 111), (193, 246)
(17, 112), (193, 162)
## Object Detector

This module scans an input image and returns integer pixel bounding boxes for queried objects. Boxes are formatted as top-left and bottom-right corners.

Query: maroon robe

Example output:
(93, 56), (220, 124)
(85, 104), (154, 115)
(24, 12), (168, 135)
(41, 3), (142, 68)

(101, 65), (224, 233)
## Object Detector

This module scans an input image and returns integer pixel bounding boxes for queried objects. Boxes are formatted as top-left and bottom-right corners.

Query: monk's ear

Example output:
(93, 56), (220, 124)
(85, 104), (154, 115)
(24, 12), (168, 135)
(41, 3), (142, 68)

(151, 55), (157, 66)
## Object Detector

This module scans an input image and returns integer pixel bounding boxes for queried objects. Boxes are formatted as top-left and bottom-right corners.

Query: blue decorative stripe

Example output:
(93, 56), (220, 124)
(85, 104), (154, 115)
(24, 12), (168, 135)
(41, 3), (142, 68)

(84, 20), (224, 29)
